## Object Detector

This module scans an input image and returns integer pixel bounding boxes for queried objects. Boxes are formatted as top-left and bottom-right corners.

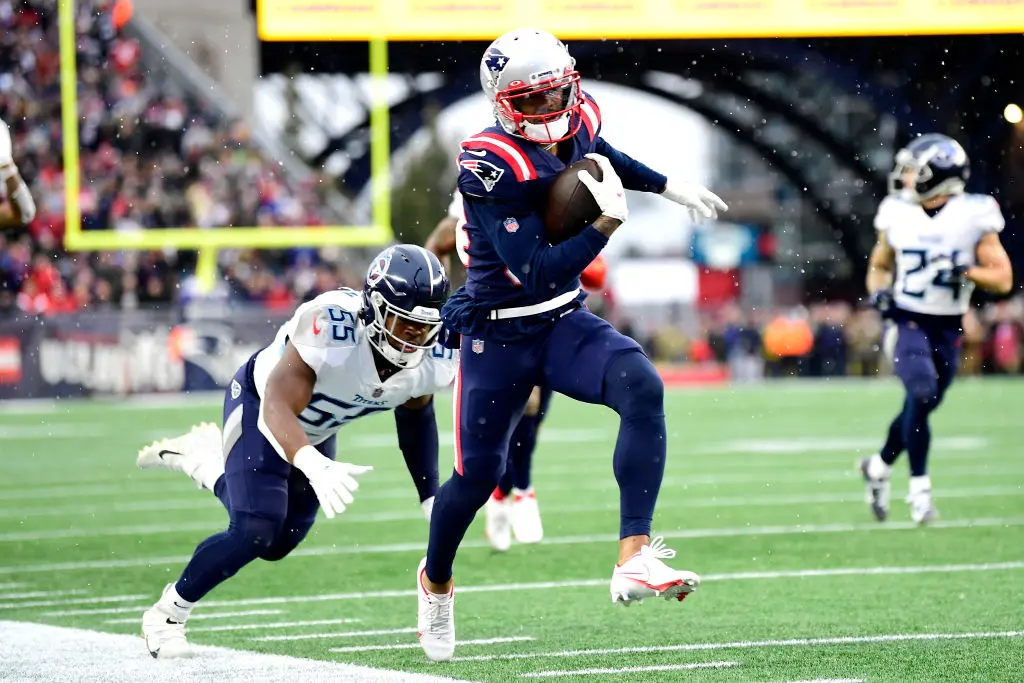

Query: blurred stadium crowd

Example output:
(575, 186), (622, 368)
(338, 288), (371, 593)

(0, 0), (1020, 379)
(0, 0), (349, 316)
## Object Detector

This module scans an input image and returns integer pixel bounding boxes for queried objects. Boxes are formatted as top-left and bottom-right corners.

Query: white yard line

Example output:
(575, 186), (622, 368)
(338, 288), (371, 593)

(7, 515), (1024, 575)
(7, 462), (1017, 506)
(254, 627), (418, 642)
(0, 521), (219, 542)
(520, 662), (739, 677)
(0, 589), (88, 600)
(6, 484), (1019, 529)
(104, 609), (283, 624)
(38, 560), (1024, 617)
(0, 620), (465, 682)
(190, 618), (362, 633)
(451, 631), (1024, 662)
(329, 636), (534, 654)
(0, 594), (148, 610)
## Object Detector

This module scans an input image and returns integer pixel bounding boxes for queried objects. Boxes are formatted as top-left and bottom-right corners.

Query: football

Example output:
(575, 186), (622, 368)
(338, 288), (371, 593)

(542, 157), (603, 244)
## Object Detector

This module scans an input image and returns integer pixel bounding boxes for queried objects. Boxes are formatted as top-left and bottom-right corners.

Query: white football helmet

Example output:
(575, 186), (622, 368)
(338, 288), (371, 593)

(479, 28), (583, 145)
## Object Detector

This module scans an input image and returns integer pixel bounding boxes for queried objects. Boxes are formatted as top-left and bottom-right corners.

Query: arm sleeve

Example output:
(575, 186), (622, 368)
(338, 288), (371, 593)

(464, 196), (609, 296)
(594, 137), (667, 193)
(394, 400), (440, 503)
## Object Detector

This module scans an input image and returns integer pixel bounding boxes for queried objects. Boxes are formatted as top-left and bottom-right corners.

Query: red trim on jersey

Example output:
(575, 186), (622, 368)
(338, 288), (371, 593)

(461, 133), (537, 182)
(453, 360), (464, 476)
(579, 98), (601, 141)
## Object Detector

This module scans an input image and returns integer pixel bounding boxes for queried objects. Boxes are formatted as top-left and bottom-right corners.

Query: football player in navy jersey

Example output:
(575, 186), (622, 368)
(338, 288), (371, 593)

(861, 134), (1013, 525)
(427, 190), (609, 551)
(415, 28), (727, 662)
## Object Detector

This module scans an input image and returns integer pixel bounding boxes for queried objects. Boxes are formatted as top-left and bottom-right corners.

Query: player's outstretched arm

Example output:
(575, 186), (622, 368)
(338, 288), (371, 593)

(0, 119), (36, 228)
(593, 136), (727, 220)
(395, 395), (441, 521)
(260, 341), (372, 518)
(967, 233), (1014, 295)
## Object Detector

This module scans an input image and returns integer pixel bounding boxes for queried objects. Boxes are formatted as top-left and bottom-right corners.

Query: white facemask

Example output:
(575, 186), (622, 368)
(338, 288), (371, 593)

(520, 114), (570, 144)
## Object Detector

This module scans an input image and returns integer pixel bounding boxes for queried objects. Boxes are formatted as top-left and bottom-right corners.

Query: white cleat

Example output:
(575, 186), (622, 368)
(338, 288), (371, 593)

(416, 557), (455, 662)
(511, 487), (543, 544)
(610, 536), (701, 606)
(484, 491), (512, 552)
(137, 422), (223, 490)
(859, 456), (891, 522)
(908, 490), (939, 526)
(142, 584), (193, 659)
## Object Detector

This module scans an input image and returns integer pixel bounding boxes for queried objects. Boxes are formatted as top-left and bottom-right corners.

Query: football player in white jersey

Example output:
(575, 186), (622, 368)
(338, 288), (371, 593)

(861, 134), (1013, 524)
(134, 245), (457, 659)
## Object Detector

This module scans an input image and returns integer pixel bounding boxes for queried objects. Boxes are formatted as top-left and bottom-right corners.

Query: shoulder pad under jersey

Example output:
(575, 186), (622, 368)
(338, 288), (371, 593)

(457, 129), (538, 200)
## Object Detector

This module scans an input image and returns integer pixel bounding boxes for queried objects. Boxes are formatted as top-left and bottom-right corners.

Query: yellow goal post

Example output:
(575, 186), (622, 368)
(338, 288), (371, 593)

(58, 0), (394, 292)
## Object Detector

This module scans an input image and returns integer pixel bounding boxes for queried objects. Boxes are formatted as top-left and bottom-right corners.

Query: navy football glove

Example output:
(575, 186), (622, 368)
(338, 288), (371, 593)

(869, 289), (894, 317)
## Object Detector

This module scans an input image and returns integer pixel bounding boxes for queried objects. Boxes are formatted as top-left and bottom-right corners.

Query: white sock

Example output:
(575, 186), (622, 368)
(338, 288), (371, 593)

(909, 475), (932, 497)
(158, 584), (195, 623)
(867, 454), (892, 480)
(195, 458), (225, 491)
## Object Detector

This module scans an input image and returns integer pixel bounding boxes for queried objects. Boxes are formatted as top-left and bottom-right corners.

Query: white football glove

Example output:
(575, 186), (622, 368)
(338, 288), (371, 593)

(577, 153), (628, 223)
(662, 178), (728, 221)
(0, 119), (12, 168)
(420, 496), (434, 522)
(292, 445), (373, 519)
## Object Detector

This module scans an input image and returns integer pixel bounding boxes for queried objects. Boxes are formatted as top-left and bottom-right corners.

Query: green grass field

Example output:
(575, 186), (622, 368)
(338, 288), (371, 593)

(1, 379), (1022, 682)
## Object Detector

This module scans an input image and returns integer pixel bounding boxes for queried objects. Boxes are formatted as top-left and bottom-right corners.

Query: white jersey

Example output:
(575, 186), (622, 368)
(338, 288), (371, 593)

(251, 289), (458, 445)
(875, 193), (1005, 317)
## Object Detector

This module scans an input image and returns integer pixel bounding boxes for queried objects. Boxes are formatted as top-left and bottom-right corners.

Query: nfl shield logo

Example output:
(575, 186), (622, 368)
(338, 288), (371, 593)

(472, 339), (485, 354)
(503, 217), (519, 233)
(372, 387), (384, 398)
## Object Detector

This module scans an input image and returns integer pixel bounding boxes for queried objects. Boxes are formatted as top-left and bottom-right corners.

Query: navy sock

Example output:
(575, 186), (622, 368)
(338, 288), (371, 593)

(509, 413), (539, 491)
(903, 397), (935, 477)
(424, 471), (494, 583)
(603, 352), (667, 540)
(880, 400), (907, 465)
(174, 512), (281, 603)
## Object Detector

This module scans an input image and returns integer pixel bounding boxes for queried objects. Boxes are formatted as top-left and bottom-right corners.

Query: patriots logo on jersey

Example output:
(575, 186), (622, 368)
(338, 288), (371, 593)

(460, 158), (505, 192)
(483, 47), (509, 83)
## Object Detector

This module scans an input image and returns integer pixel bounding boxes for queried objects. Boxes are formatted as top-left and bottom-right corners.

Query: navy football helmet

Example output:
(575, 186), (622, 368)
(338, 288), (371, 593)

(362, 245), (450, 368)
(887, 133), (970, 202)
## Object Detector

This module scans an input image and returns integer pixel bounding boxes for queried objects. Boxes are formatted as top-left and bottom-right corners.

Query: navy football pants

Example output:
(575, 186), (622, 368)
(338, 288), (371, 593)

(426, 307), (667, 583)
(174, 356), (334, 603)
(880, 321), (960, 477)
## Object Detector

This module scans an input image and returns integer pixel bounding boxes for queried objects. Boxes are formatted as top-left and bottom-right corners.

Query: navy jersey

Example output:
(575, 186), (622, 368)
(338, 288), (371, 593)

(443, 93), (667, 338)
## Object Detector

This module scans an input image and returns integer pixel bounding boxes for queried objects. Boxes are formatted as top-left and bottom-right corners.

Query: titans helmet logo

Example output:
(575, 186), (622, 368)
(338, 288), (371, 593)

(366, 248), (393, 285)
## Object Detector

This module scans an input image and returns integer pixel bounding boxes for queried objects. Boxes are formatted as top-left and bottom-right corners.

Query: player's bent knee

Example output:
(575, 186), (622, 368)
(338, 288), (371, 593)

(259, 523), (313, 562)
(905, 376), (940, 406)
(229, 512), (285, 559)
(604, 351), (664, 417)
(460, 453), (506, 487)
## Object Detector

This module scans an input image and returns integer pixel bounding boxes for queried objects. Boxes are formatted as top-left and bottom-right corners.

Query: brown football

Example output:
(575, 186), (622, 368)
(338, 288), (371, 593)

(542, 157), (603, 245)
